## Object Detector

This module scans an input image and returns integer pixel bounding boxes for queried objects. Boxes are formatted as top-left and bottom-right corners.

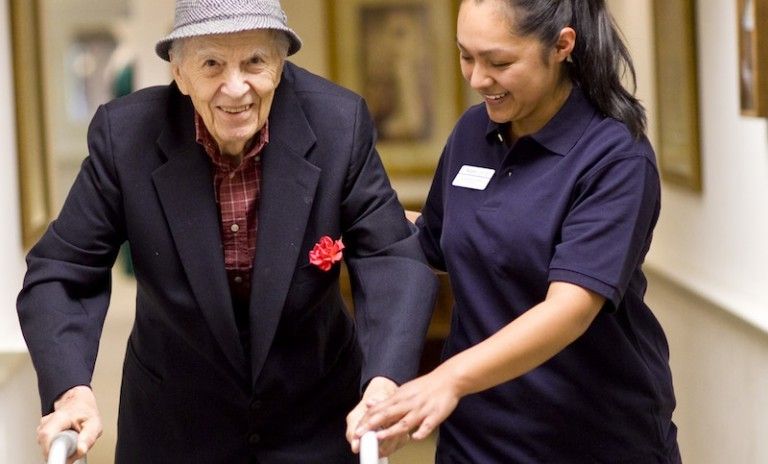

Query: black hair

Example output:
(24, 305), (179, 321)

(468, 0), (647, 138)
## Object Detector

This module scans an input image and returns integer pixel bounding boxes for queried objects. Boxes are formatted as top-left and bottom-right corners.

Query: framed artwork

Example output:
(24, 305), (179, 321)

(738, 0), (768, 116)
(327, 0), (463, 175)
(652, 0), (702, 191)
(9, 0), (52, 248)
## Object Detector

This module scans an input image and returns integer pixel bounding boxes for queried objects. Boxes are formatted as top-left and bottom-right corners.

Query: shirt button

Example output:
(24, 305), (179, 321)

(231, 223), (240, 232)
(507, 171), (512, 177)
(234, 276), (243, 284)
(248, 433), (260, 445)
(229, 172), (236, 179)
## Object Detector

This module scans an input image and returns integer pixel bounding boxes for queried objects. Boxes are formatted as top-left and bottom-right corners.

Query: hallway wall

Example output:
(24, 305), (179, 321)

(610, 0), (768, 329)
(0, 0), (47, 461)
(609, 1), (768, 462)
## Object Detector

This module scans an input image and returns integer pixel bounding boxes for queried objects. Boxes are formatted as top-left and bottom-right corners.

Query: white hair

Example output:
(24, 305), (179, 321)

(168, 29), (290, 64)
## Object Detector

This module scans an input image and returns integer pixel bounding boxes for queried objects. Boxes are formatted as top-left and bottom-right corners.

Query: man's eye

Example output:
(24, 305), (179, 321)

(249, 56), (263, 65)
(203, 59), (218, 67)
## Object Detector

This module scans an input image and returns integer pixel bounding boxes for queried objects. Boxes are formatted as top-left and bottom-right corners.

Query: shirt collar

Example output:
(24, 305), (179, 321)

(194, 112), (269, 168)
(485, 85), (597, 156)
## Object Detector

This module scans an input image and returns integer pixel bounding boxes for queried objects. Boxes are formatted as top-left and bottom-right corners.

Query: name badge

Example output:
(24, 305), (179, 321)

(452, 165), (495, 190)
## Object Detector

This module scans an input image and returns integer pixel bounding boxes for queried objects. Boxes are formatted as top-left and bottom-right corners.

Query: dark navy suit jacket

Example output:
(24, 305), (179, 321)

(17, 62), (437, 463)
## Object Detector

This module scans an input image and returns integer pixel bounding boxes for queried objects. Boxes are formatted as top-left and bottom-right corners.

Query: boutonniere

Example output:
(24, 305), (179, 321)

(309, 236), (345, 271)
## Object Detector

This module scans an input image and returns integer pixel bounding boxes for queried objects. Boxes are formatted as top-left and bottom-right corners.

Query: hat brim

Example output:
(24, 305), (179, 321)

(155, 16), (302, 61)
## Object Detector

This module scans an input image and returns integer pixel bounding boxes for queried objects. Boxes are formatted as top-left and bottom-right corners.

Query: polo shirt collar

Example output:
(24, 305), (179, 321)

(485, 85), (597, 156)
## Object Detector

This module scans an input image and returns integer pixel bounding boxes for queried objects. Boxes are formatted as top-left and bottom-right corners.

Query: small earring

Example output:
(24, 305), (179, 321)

(566, 54), (574, 64)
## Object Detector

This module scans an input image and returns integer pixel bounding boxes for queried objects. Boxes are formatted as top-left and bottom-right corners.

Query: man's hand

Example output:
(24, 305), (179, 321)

(37, 385), (102, 464)
(346, 376), (409, 457)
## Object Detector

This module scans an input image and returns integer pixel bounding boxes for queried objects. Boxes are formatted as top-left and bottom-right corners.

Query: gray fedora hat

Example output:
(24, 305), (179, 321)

(155, 0), (302, 61)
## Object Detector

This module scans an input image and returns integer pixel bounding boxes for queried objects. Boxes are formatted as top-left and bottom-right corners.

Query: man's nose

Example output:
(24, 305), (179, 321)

(220, 68), (249, 97)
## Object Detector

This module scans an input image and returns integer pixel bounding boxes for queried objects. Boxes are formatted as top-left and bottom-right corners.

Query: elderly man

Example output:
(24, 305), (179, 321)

(17, 1), (437, 462)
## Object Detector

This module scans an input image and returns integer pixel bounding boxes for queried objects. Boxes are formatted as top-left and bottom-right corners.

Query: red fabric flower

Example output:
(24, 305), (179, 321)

(309, 236), (345, 271)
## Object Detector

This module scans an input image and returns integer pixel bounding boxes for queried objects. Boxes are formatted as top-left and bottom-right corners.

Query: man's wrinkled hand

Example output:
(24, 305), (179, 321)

(37, 385), (102, 464)
(346, 376), (409, 457)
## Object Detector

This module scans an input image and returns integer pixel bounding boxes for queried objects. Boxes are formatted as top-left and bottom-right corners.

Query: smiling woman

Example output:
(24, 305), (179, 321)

(354, 1), (681, 463)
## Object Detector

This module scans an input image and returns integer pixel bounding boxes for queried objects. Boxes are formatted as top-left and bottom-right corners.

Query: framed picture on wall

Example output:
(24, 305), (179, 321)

(737, 0), (768, 116)
(652, 0), (703, 191)
(326, 0), (463, 175)
(9, 0), (52, 248)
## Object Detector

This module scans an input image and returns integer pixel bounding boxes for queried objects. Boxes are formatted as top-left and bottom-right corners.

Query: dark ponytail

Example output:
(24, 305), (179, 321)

(569, 0), (646, 137)
(496, 0), (647, 137)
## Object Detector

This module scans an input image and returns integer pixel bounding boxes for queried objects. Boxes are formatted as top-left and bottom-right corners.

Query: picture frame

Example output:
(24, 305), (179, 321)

(9, 0), (53, 248)
(326, 0), (463, 176)
(652, 0), (703, 191)
(737, 0), (768, 116)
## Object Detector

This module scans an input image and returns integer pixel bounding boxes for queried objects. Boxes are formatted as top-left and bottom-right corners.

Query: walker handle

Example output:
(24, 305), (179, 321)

(47, 430), (87, 464)
(360, 431), (389, 464)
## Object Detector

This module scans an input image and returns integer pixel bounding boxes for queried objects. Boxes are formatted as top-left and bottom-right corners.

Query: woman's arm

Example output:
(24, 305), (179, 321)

(355, 281), (604, 444)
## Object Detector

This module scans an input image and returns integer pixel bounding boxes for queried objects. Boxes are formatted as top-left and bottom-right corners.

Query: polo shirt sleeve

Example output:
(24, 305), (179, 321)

(548, 154), (660, 309)
(416, 152), (448, 271)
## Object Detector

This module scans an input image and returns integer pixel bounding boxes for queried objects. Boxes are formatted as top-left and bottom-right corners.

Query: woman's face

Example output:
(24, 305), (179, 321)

(457, 0), (573, 138)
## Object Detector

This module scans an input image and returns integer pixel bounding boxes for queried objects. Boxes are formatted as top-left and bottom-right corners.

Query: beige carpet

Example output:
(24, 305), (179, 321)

(87, 266), (436, 462)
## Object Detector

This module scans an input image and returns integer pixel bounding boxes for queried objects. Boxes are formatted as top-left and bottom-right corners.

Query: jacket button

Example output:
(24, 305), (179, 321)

(250, 400), (262, 412)
(249, 433), (260, 445)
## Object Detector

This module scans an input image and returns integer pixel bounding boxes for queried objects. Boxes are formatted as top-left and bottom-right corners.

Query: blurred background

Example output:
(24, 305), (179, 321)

(1, 0), (766, 462)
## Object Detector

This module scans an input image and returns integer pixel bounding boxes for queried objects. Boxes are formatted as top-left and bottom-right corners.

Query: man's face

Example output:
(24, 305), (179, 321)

(172, 29), (285, 157)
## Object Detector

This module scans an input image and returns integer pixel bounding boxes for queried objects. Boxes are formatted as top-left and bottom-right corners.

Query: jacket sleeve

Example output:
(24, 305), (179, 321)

(340, 98), (439, 388)
(17, 105), (125, 413)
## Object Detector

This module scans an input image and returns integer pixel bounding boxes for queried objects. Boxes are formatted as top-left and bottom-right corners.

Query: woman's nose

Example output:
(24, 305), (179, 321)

(469, 64), (492, 90)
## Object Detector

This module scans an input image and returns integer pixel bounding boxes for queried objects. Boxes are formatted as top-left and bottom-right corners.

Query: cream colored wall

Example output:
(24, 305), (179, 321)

(282, 0), (329, 77)
(648, 271), (768, 463)
(609, 0), (768, 329)
(608, 1), (768, 462)
(0, 0), (50, 461)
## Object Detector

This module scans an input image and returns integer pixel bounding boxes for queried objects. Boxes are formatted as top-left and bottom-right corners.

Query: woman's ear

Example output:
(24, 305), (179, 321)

(555, 26), (576, 62)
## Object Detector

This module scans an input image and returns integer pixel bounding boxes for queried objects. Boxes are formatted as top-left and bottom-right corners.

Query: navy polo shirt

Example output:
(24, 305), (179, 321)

(418, 88), (679, 463)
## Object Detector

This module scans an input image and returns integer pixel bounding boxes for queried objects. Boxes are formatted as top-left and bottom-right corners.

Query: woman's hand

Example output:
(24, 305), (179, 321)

(355, 364), (461, 445)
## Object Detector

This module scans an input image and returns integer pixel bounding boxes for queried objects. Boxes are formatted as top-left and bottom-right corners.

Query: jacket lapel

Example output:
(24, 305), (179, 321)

(248, 78), (320, 383)
(151, 91), (246, 377)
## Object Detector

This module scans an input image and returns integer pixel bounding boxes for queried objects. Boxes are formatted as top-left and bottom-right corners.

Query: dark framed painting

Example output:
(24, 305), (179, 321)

(652, 0), (703, 191)
(9, 0), (52, 248)
(738, 0), (768, 116)
(327, 0), (463, 175)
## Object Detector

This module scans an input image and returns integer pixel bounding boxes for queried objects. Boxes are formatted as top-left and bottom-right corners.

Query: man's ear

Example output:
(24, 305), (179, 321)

(171, 63), (189, 95)
(555, 26), (576, 62)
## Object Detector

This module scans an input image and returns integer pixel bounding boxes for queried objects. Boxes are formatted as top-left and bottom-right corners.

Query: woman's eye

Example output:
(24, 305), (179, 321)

(249, 56), (263, 65)
(492, 62), (511, 68)
(203, 59), (218, 68)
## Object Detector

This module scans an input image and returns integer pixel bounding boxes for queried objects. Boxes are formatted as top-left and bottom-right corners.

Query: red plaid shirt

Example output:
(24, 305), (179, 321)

(195, 114), (268, 290)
